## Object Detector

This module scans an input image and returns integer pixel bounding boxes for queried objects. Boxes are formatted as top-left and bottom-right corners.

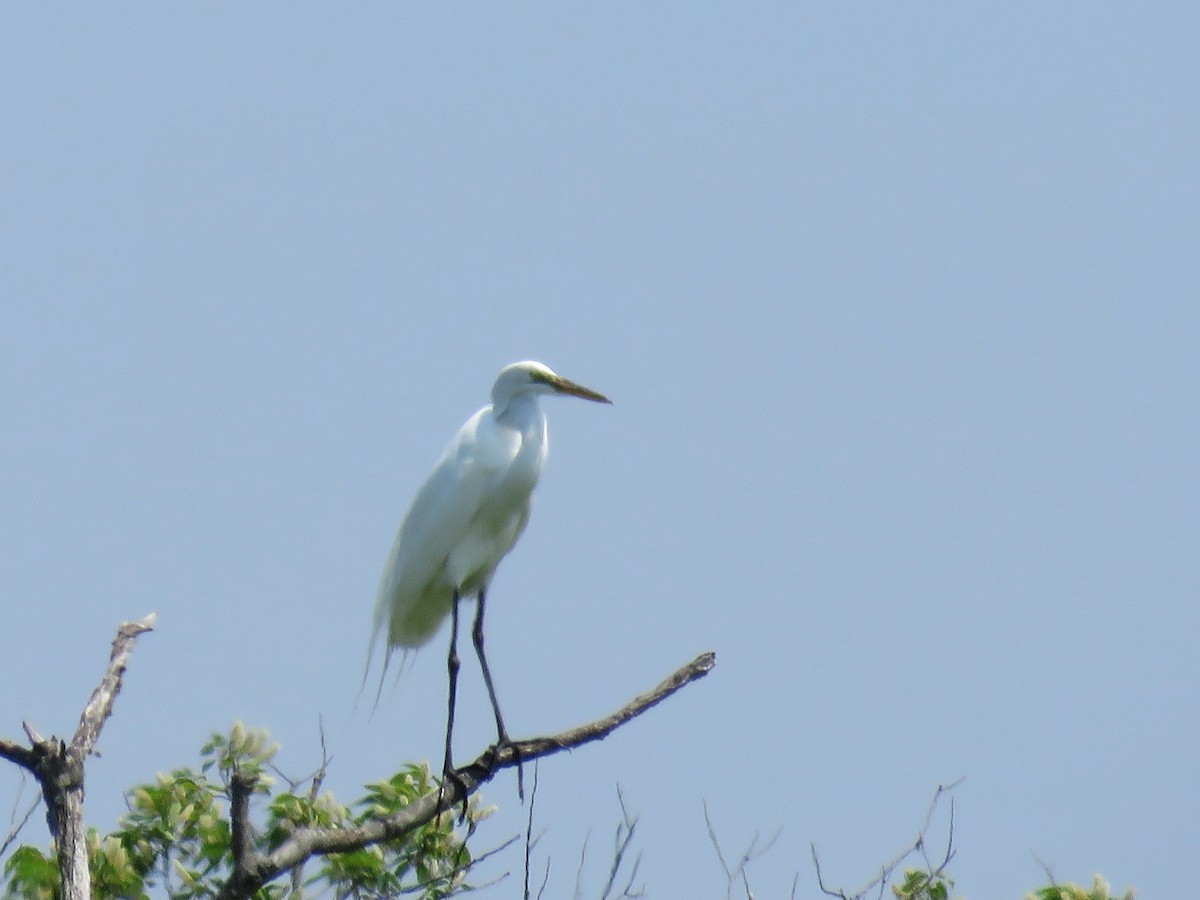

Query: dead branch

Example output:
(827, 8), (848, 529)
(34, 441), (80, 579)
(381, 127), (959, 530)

(0, 739), (38, 774)
(704, 800), (781, 900)
(0, 613), (157, 900)
(267, 717), (333, 898)
(812, 778), (962, 900)
(0, 779), (40, 858)
(523, 761), (542, 900)
(573, 825), (592, 900)
(215, 650), (716, 900)
(599, 786), (644, 899)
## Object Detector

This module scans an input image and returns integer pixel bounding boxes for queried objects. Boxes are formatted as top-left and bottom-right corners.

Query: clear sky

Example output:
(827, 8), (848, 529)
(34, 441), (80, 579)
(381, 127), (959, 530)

(2, 4), (1196, 898)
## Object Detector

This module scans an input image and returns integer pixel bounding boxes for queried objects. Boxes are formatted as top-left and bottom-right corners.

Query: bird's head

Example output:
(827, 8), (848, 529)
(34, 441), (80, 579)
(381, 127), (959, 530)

(491, 361), (612, 410)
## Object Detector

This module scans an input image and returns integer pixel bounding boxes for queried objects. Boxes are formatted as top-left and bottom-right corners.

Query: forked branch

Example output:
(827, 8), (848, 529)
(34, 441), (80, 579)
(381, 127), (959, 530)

(811, 778), (962, 900)
(0, 613), (158, 900)
(215, 651), (716, 900)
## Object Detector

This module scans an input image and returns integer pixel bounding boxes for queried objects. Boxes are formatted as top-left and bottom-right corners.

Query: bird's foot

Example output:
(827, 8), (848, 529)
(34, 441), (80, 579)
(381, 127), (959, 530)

(438, 765), (470, 824)
(482, 737), (525, 802)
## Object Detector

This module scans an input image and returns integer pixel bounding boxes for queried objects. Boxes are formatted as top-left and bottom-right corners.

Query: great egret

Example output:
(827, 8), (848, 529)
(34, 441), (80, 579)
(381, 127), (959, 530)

(370, 360), (611, 800)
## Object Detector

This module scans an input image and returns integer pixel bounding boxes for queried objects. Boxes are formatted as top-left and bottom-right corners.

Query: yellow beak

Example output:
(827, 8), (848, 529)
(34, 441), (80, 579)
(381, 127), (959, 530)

(551, 375), (612, 404)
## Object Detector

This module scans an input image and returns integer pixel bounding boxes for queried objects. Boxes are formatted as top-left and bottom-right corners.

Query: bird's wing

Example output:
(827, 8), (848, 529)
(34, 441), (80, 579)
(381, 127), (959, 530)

(372, 408), (518, 648)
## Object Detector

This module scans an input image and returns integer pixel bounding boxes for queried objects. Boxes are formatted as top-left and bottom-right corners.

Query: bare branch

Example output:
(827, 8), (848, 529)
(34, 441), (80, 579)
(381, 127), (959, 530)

(269, 717), (333, 798)
(0, 739), (38, 774)
(215, 651), (716, 900)
(1030, 849), (1060, 889)
(397, 828), (518, 896)
(457, 831), (520, 875)
(0, 610), (152, 780)
(529, 651), (711, 757)
(70, 613), (158, 762)
(812, 842), (838, 899)
(811, 778), (963, 900)
(573, 827), (592, 900)
(0, 782), (40, 858)
(265, 717), (334, 898)
(524, 762), (541, 900)
(704, 802), (733, 888)
(599, 785), (643, 900)
(704, 802), (780, 900)
(536, 854), (552, 900)
(0, 613), (157, 900)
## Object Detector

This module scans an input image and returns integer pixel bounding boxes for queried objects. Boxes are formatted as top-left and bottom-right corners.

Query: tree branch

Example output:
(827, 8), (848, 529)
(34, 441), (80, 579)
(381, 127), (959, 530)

(215, 650), (716, 900)
(0, 613), (157, 900)
(704, 800), (781, 900)
(0, 782), (41, 859)
(229, 767), (257, 873)
(0, 739), (38, 773)
(812, 777), (962, 900)
(70, 615), (158, 762)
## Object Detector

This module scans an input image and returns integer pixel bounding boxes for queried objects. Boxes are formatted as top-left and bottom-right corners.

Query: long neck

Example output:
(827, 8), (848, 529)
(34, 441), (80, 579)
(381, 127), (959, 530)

(494, 391), (545, 433)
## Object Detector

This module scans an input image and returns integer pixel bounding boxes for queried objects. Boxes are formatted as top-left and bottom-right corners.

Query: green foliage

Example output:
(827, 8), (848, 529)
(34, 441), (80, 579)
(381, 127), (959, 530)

(890, 869), (1134, 900)
(894, 868), (955, 900)
(318, 766), (484, 900)
(2, 723), (485, 900)
(3, 845), (59, 900)
(0, 732), (1136, 900)
(1027, 874), (1134, 900)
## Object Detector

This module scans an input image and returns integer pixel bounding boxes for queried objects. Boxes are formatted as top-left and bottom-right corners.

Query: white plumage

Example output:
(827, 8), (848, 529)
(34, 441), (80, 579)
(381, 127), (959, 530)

(369, 359), (611, 680)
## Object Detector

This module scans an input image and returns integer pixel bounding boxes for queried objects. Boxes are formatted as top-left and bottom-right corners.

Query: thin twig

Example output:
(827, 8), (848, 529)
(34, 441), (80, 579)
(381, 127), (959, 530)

(704, 802), (733, 888)
(0, 788), (40, 857)
(574, 827), (592, 900)
(524, 762), (541, 900)
(598, 785), (643, 899)
(265, 717), (334, 899)
(811, 778), (963, 900)
(704, 801), (779, 900)
(399, 831), (518, 895)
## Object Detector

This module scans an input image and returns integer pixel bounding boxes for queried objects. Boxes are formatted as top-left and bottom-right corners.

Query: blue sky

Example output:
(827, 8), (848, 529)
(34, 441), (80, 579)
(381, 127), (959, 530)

(2, 4), (1197, 897)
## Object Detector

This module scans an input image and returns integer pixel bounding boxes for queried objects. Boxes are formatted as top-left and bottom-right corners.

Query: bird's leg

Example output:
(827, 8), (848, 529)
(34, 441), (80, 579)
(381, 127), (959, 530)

(439, 591), (469, 820)
(473, 588), (524, 800)
(472, 589), (508, 741)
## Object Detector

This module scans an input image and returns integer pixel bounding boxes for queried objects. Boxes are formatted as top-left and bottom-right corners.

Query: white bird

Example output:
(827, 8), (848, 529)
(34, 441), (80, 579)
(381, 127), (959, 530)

(369, 360), (611, 797)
